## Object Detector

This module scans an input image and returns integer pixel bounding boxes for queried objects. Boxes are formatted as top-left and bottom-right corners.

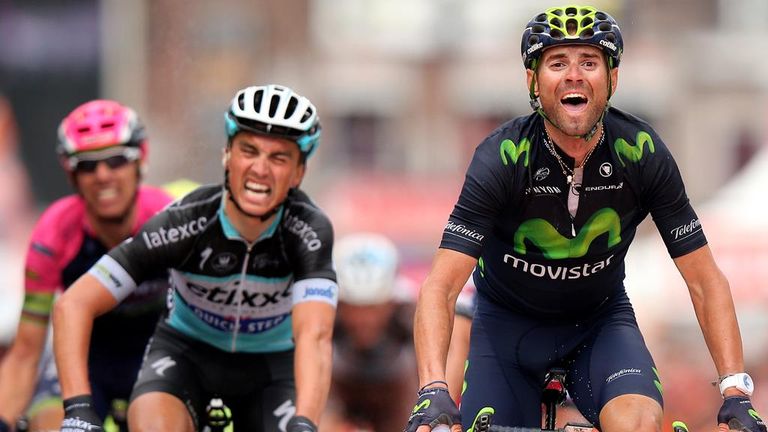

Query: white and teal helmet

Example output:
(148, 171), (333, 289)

(225, 84), (321, 159)
(334, 233), (399, 305)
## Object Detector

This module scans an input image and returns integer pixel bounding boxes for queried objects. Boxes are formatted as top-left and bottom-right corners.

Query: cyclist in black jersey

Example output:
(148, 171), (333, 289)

(405, 5), (765, 432)
(52, 84), (337, 432)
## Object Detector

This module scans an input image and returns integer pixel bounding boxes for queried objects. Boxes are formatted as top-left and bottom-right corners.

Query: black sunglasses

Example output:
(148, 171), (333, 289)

(73, 154), (134, 173)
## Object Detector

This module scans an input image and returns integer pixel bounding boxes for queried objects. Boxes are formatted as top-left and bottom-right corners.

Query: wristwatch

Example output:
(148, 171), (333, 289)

(718, 372), (754, 397)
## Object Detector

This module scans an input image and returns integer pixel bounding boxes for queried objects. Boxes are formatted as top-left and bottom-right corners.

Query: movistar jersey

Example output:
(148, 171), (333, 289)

(441, 107), (707, 317)
(89, 185), (338, 353)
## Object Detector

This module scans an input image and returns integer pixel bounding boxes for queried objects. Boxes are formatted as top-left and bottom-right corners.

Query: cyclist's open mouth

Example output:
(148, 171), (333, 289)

(560, 93), (588, 113)
(244, 181), (271, 202)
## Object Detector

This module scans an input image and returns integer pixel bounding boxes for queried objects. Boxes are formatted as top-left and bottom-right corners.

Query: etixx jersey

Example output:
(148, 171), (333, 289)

(89, 185), (338, 353)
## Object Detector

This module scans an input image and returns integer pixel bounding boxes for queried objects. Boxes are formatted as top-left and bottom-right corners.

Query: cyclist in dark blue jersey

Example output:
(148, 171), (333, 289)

(52, 85), (337, 432)
(405, 5), (765, 432)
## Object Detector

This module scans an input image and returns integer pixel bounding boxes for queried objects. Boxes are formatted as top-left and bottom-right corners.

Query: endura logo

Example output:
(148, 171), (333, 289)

(283, 213), (322, 251)
(599, 39), (617, 52)
(142, 217), (207, 249)
(526, 42), (543, 55)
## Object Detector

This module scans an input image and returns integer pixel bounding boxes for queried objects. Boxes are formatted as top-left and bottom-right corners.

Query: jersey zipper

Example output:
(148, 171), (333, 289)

(231, 242), (253, 352)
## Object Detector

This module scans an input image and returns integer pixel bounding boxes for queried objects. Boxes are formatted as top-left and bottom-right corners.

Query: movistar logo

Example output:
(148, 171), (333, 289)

(653, 367), (663, 396)
(412, 399), (430, 413)
(478, 257), (485, 278)
(514, 208), (621, 259)
(500, 138), (530, 167)
(749, 408), (762, 422)
(614, 131), (655, 167)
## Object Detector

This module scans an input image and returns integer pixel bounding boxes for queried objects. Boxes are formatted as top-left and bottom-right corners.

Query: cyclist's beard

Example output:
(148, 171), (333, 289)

(541, 91), (607, 138)
(224, 169), (280, 222)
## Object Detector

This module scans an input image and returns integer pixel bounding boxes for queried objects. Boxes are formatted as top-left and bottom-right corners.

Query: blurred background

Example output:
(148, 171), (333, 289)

(1, 0), (767, 429)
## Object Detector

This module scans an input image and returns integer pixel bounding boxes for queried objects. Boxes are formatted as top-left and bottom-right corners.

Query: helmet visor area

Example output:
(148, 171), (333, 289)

(227, 113), (319, 144)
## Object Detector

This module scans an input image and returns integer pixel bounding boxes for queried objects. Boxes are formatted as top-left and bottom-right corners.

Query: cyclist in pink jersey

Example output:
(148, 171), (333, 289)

(0, 100), (172, 432)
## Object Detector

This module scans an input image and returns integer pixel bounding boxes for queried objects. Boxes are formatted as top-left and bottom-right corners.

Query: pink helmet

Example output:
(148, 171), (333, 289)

(56, 100), (147, 168)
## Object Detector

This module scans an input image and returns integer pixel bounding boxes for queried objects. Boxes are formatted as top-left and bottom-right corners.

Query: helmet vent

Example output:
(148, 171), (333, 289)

(532, 24), (546, 34)
(566, 19), (578, 36)
(596, 12), (607, 20)
(237, 93), (246, 110)
(605, 33), (616, 43)
(565, 7), (577, 16)
(580, 8), (592, 16)
(580, 28), (594, 38)
(551, 9), (563, 16)
(101, 121), (115, 129)
(535, 13), (547, 22)
(268, 95), (280, 117)
(551, 17), (562, 28)
(581, 17), (593, 27)
(77, 126), (91, 133)
(301, 107), (314, 122)
(253, 90), (264, 111)
(598, 22), (612, 32)
(285, 96), (298, 119)
(550, 28), (564, 40)
(528, 35), (540, 45)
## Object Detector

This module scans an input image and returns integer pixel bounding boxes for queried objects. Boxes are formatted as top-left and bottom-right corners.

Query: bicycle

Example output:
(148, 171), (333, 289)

(467, 367), (690, 432)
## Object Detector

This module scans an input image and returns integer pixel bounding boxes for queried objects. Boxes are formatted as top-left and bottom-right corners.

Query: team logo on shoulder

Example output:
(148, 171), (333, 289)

(212, 252), (238, 273)
(534, 167), (550, 181)
(599, 162), (613, 177)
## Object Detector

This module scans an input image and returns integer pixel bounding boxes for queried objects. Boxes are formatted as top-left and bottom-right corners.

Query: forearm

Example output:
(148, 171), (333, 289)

(294, 331), (333, 423)
(688, 274), (744, 375)
(414, 283), (456, 387)
(52, 296), (95, 398)
(0, 349), (40, 423)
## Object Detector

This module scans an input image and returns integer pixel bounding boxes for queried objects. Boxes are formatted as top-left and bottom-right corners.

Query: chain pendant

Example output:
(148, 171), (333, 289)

(566, 174), (573, 184)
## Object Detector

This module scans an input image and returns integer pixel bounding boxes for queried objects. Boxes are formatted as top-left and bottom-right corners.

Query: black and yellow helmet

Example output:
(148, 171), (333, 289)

(521, 5), (623, 70)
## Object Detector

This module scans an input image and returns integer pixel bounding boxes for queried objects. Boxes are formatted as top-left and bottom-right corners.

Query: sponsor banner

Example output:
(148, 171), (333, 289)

(292, 277), (338, 307)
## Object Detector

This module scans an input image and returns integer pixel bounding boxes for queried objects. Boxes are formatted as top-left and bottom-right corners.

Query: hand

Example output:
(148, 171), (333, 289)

(60, 395), (104, 432)
(404, 386), (461, 432)
(718, 396), (767, 432)
(287, 415), (318, 432)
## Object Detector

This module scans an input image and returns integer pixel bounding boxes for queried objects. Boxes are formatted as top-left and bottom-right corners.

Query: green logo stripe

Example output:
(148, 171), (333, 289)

(514, 208), (621, 259)
(652, 366), (663, 396)
(412, 399), (430, 413)
(462, 360), (469, 396)
(500, 138), (530, 167)
(614, 131), (654, 167)
(749, 408), (762, 421)
(478, 257), (485, 278)
(467, 407), (495, 432)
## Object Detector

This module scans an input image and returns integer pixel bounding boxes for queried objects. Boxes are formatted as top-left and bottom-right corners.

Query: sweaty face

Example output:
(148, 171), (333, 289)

(225, 132), (305, 218)
(529, 45), (617, 137)
(73, 152), (140, 222)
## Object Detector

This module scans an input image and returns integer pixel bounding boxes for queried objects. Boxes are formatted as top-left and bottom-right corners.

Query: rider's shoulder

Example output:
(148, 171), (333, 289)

(35, 194), (86, 228)
(604, 106), (662, 138)
(166, 184), (222, 210)
(482, 113), (539, 146)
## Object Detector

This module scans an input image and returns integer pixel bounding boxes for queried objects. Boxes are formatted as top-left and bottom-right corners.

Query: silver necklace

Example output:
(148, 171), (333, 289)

(542, 127), (604, 185)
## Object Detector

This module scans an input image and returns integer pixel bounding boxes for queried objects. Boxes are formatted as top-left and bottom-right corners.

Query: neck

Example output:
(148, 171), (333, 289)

(224, 194), (275, 243)
(544, 122), (603, 167)
(88, 206), (138, 249)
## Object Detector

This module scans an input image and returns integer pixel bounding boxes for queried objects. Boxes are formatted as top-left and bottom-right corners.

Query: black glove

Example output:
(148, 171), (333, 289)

(718, 396), (767, 432)
(404, 386), (461, 432)
(287, 415), (318, 432)
(0, 418), (10, 432)
(60, 395), (104, 432)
